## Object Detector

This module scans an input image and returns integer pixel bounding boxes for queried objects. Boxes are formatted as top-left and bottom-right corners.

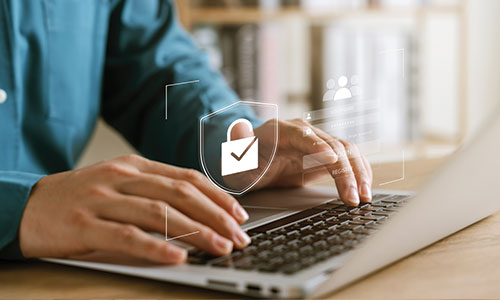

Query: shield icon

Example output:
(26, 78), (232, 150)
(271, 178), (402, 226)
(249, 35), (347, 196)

(199, 101), (278, 195)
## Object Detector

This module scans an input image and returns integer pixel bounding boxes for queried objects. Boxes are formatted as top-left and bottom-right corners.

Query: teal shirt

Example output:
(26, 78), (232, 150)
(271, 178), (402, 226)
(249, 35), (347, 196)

(0, 0), (257, 259)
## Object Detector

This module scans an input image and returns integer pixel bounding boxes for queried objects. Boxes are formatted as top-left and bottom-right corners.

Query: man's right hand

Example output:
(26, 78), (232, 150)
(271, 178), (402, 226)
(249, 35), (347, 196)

(19, 155), (251, 264)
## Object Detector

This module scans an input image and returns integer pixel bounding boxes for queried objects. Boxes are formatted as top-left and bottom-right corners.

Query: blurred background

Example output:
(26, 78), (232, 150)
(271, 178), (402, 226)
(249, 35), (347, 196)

(78, 0), (500, 168)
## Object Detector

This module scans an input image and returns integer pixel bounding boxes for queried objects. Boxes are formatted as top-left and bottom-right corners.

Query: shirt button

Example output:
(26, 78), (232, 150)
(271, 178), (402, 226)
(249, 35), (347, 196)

(0, 89), (7, 104)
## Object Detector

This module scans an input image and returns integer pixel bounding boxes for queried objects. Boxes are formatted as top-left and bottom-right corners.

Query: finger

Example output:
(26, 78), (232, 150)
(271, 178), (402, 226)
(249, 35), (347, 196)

(310, 129), (360, 206)
(282, 119), (339, 165)
(166, 205), (235, 256)
(118, 174), (250, 249)
(170, 168), (249, 224)
(96, 197), (234, 256)
(84, 218), (186, 264)
(118, 155), (249, 224)
(339, 140), (372, 203)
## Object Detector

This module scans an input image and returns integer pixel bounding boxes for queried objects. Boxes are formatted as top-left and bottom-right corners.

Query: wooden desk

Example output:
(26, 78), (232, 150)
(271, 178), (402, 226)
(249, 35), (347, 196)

(1, 158), (499, 299)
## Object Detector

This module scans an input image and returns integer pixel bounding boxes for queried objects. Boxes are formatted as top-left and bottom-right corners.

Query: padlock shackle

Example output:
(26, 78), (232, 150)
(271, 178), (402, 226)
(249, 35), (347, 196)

(226, 118), (254, 142)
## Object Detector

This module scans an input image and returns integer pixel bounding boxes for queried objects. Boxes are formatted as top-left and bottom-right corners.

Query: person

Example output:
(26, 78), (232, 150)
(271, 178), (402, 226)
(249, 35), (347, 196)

(0, 0), (372, 264)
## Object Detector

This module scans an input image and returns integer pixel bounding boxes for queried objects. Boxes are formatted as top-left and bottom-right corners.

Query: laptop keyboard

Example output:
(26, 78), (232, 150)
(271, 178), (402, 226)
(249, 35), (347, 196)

(188, 193), (410, 275)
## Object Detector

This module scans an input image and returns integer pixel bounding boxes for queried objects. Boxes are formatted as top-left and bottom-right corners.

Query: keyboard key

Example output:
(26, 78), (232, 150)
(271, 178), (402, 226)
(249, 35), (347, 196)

(243, 245), (257, 254)
(313, 240), (328, 250)
(187, 257), (208, 265)
(327, 234), (342, 242)
(338, 214), (355, 221)
(315, 250), (331, 261)
(329, 245), (345, 255)
(382, 195), (408, 204)
(353, 227), (372, 235)
(349, 219), (374, 226)
(258, 264), (281, 273)
(299, 245), (314, 254)
(372, 194), (391, 202)
(273, 235), (286, 242)
(361, 215), (385, 221)
(212, 258), (233, 268)
(339, 224), (362, 231)
(315, 203), (341, 210)
(285, 251), (299, 261)
(300, 257), (316, 267)
(365, 223), (380, 230)
(248, 208), (323, 234)
(373, 212), (392, 217)
(281, 262), (302, 274)
(272, 244), (287, 252)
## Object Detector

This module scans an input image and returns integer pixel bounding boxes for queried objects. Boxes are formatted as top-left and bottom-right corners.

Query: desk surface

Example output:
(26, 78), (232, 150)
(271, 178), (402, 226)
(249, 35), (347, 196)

(1, 157), (499, 299)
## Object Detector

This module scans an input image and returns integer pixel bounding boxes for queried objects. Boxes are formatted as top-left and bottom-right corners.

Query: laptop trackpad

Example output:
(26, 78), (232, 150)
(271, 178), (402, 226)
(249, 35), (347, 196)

(239, 186), (339, 229)
(243, 206), (290, 224)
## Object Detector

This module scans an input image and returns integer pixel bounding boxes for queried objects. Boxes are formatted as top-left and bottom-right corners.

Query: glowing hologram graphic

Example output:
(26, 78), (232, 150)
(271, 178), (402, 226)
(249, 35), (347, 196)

(379, 150), (405, 186)
(333, 76), (352, 100)
(221, 119), (259, 176)
(200, 101), (278, 195)
(165, 80), (200, 119)
(165, 206), (199, 241)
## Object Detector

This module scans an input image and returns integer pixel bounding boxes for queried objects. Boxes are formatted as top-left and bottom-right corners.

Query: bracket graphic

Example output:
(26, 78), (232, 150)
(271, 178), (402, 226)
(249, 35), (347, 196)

(165, 80), (200, 119)
(379, 150), (405, 186)
(165, 206), (199, 241)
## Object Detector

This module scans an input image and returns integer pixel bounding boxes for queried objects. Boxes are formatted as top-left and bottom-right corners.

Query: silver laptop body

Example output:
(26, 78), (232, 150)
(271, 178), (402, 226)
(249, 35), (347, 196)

(46, 111), (500, 299)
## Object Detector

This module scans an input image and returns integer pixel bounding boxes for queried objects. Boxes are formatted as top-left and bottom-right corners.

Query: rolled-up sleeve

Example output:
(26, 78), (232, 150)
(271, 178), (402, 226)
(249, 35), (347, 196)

(0, 172), (44, 259)
(101, 0), (259, 170)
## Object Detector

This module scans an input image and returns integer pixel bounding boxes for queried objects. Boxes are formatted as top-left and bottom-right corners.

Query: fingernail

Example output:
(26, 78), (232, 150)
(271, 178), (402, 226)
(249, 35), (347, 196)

(360, 184), (372, 201)
(234, 230), (251, 248)
(347, 187), (360, 206)
(233, 203), (249, 222)
(166, 247), (187, 263)
(214, 235), (233, 254)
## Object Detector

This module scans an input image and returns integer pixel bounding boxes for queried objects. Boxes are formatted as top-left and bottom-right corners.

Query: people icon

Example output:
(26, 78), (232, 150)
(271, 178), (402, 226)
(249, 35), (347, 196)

(322, 79), (336, 101)
(350, 75), (362, 97)
(333, 76), (352, 100)
(322, 75), (360, 102)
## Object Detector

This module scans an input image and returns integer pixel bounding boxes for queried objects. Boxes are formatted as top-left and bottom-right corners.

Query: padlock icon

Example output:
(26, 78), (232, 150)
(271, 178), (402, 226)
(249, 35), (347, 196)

(221, 119), (259, 176)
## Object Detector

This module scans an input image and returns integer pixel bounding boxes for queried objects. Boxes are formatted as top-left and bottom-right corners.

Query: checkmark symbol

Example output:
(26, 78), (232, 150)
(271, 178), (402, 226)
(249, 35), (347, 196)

(231, 136), (258, 161)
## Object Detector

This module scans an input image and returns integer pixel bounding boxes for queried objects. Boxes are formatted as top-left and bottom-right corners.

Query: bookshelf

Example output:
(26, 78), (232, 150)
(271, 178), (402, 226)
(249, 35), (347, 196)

(177, 3), (462, 27)
(175, 0), (468, 158)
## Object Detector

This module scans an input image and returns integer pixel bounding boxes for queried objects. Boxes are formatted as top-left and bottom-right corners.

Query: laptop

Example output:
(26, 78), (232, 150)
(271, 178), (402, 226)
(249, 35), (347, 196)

(45, 110), (500, 298)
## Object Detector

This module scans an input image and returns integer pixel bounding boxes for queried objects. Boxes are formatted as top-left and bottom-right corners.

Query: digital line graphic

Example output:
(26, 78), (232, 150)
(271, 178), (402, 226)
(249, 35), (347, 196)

(379, 150), (405, 186)
(165, 80), (200, 119)
(165, 206), (199, 241)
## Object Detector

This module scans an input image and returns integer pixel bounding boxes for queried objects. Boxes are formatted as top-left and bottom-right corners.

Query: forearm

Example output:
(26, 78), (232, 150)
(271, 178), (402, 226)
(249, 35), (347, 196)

(101, 0), (260, 170)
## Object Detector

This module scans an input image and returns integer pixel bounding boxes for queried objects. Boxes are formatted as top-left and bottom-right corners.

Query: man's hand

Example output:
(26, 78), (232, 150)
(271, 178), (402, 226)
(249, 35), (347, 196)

(19, 155), (250, 264)
(228, 119), (373, 206)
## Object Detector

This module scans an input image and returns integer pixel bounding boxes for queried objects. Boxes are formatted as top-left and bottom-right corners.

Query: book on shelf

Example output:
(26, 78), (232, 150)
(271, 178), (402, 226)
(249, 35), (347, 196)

(192, 22), (287, 113)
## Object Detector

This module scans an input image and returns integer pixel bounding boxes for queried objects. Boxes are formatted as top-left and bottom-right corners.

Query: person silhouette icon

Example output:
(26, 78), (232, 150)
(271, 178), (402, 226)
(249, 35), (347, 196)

(333, 76), (352, 100)
(350, 75), (362, 97)
(322, 79), (336, 102)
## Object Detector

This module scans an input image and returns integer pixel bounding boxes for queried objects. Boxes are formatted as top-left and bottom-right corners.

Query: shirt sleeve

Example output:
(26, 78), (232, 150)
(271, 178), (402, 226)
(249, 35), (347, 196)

(101, 0), (260, 170)
(0, 171), (44, 260)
